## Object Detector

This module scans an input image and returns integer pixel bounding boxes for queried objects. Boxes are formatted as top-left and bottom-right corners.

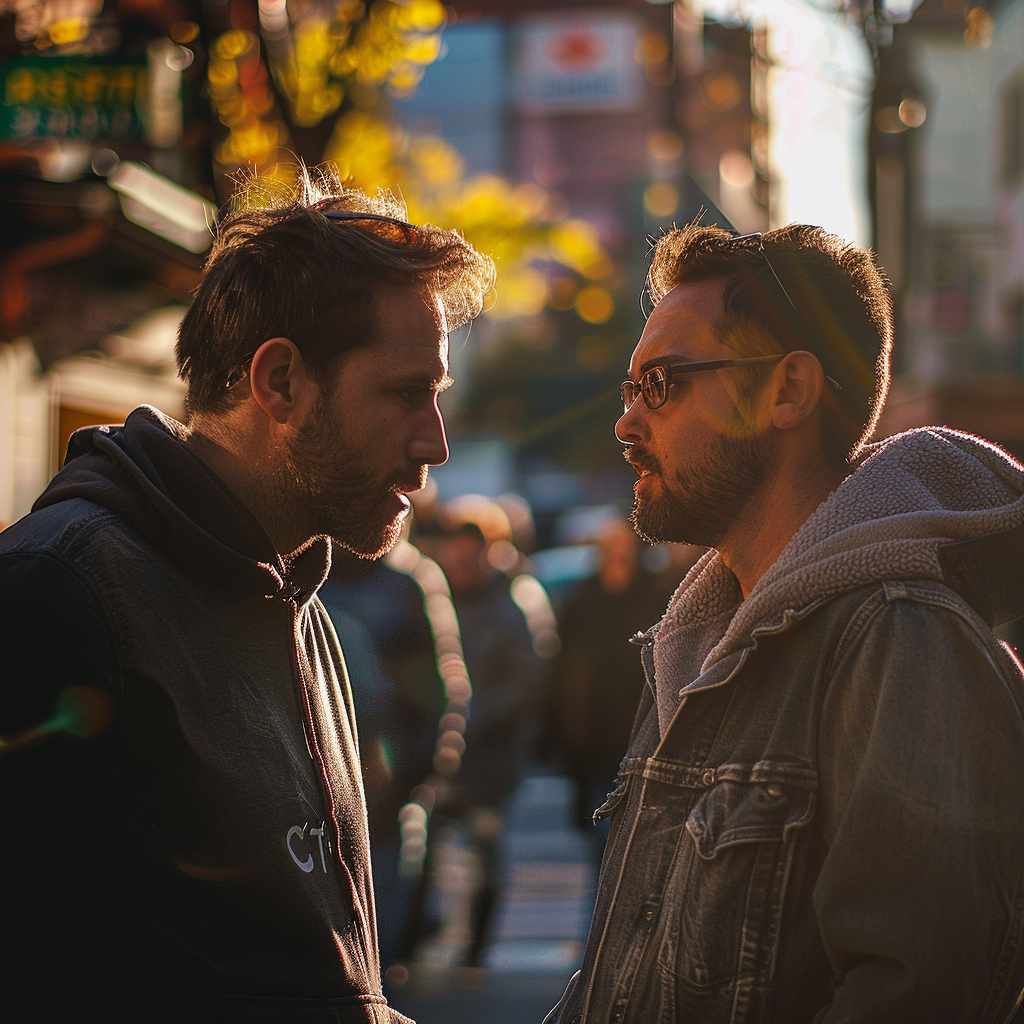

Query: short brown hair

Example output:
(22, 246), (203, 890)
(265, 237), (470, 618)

(646, 223), (893, 468)
(177, 164), (495, 416)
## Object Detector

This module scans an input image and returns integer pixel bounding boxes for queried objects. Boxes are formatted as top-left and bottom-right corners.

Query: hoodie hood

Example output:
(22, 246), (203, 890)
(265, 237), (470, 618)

(33, 405), (330, 601)
(652, 427), (1024, 729)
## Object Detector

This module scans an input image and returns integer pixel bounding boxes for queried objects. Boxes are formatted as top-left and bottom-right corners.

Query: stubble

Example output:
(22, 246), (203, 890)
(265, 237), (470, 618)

(278, 390), (414, 558)
(630, 431), (778, 549)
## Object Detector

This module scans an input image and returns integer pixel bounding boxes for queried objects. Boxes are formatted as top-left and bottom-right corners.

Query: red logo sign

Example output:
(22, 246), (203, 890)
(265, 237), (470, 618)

(546, 30), (609, 72)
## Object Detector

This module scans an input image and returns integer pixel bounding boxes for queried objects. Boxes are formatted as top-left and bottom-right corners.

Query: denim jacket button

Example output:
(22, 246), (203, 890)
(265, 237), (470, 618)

(702, 768), (716, 786)
(766, 783), (784, 798)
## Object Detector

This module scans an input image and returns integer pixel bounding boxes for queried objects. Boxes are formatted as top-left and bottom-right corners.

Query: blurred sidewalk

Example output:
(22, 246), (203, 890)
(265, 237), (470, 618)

(389, 774), (596, 1023)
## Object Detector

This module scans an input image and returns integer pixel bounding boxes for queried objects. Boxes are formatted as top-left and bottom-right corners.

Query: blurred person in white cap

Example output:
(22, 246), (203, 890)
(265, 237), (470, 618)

(425, 511), (548, 968)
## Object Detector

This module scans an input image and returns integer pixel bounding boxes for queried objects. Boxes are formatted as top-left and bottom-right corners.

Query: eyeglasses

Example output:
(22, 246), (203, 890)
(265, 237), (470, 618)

(224, 353), (258, 390)
(620, 354), (784, 412)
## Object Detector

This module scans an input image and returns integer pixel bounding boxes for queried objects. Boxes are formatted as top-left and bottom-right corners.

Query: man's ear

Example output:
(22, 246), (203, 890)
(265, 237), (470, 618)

(248, 338), (310, 425)
(770, 350), (826, 431)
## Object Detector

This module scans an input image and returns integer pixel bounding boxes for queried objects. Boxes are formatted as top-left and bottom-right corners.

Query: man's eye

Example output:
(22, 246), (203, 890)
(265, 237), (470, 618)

(398, 387), (430, 402)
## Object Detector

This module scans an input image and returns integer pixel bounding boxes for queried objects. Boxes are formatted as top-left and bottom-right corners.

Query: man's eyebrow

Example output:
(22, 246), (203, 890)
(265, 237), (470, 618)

(638, 355), (694, 375)
(391, 371), (454, 392)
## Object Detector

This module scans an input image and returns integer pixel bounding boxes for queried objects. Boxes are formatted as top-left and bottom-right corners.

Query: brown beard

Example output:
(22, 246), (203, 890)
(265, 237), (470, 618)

(629, 430), (778, 548)
(279, 390), (418, 558)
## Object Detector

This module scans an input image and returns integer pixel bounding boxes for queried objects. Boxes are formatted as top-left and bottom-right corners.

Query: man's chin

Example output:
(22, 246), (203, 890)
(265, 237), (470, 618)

(630, 495), (671, 545)
(332, 516), (404, 561)
(631, 510), (668, 546)
(632, 496), (713, 548)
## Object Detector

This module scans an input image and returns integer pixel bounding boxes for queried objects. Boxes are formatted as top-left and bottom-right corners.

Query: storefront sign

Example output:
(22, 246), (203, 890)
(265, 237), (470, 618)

(1, 56), (145, 139)
(512, 12), (644, 115)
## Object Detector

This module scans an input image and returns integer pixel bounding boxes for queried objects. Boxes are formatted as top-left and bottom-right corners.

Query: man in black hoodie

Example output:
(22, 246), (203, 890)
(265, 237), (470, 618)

(0, 166), (494, 1021)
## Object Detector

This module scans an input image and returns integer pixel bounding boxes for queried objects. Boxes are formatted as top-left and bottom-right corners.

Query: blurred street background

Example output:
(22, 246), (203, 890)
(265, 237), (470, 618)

(386, 773), (592, 1022)
(1, 0), (1022, 1017)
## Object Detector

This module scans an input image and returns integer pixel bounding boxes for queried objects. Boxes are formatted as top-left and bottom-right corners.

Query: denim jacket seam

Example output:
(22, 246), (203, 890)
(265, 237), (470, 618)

(981, 871), (1024, 1024)
(882, 578), (1006, 636)
(616, 825), (691, 1019)
(881, 581), (1022, 692)
(583, 773), (653, 1019)
(823, 586), (888, 681)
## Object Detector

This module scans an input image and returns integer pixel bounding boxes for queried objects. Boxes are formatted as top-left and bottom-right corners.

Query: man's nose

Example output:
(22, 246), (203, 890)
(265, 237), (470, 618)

(615, 396), (646, 445)
(409, 398), (449, 466)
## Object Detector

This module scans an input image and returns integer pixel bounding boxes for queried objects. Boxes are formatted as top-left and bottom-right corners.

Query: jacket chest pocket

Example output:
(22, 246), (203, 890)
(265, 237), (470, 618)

(656, 774), (815, 1001)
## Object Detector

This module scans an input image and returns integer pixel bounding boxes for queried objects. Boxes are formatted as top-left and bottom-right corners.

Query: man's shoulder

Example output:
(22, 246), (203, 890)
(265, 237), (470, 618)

(1, 497), (121, 558)
(819, 576), (1023, 696)
(810, 575), (999, 639)
(0, 497), (172, 603)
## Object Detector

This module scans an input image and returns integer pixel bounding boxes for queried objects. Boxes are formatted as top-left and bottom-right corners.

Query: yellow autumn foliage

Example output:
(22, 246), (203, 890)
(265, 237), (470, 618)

(209, 1), (446, 164)
(323, 115), (612, 318)
(206, 0), (613, 319)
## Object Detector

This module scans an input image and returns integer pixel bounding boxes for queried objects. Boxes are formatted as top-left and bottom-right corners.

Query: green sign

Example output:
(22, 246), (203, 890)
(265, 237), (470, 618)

(1, 56), (146, 140)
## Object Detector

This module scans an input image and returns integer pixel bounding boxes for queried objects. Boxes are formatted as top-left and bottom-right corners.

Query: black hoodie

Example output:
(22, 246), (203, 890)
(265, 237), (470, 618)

(0, 406), (409, 1022)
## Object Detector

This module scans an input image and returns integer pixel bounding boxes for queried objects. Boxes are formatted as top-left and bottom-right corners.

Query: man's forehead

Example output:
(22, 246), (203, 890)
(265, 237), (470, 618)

(373, 332), (448, 375)
(375, 281), (445, 321)
(375, 286), (447, 340)
(373, 298), (448, 373)
(630, 279), (726, 370)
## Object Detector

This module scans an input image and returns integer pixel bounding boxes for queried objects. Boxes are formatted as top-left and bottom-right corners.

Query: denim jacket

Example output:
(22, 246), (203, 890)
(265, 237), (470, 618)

(546, 428), (1024, 1024)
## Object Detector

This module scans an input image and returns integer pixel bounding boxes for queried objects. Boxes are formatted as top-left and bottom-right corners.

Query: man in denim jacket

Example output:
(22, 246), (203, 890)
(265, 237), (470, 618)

(546, 225), (1024, 1023)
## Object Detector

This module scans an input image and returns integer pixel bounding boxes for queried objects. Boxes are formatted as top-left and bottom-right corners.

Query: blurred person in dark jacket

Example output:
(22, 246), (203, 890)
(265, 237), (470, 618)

(427, 519), (547, 967)
(318, 547), (446, 969)
(544, 518), (687, 857)
(0, 166), (493, 1021)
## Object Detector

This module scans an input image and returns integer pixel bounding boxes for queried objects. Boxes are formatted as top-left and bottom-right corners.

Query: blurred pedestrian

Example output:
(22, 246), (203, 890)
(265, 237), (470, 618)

(0, 165), (493, 1021)
(546, 224), (1024, 1023)
(543, 517), (678, 859)
(320, 601), (401, 817)
(425, 518), (548, 967)
(318, 546), (446, 968)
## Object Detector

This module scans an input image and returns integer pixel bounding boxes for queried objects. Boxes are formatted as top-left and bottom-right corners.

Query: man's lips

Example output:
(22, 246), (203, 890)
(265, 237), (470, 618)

(623, 446), (659, 478)
(391, 468), (429, 496)
(390, 471), (429, 511)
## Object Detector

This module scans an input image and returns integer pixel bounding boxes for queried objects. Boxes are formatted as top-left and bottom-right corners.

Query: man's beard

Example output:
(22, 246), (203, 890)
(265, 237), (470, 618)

(277, 393), (420, 559)
(629, 431), (778, 549)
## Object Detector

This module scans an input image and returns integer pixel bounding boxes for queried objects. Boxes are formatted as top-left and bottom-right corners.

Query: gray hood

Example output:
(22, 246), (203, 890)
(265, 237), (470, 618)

(652, 427), (1024, 733)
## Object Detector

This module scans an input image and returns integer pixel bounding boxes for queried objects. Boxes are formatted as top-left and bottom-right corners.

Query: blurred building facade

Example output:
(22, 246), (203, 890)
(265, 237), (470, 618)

(398, 0), (770, 522)
(871, 0), (1024, 457)
(1, 0), (1021, 529)
(0, 1), (211, 527)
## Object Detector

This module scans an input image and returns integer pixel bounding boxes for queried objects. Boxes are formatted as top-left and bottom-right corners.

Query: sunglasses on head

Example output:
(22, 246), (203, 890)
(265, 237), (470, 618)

(322, 208), (420, 243)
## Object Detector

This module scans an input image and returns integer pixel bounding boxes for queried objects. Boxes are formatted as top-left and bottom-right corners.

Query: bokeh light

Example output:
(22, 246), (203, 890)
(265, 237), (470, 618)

(575, 285), (615, 325)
